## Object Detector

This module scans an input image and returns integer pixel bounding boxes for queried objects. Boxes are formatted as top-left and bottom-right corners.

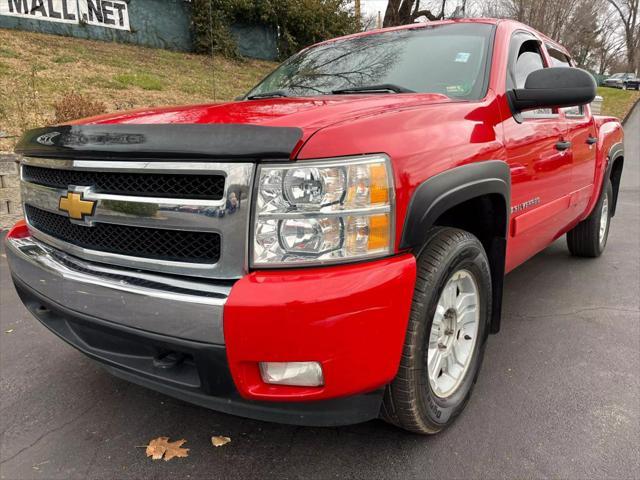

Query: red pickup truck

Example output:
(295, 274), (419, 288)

(6, 19), (624, 434)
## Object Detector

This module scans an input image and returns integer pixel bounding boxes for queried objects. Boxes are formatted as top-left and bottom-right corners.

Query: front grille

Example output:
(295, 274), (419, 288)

(23, 165), (225, 200)
(26, 205), (221, 264)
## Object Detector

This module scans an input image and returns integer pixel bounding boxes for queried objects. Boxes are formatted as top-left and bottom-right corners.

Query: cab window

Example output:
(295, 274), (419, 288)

(509, 38), (553, 117)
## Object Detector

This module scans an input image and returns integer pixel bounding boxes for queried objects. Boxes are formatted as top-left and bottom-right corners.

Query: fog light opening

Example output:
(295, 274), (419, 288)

(259, 361), (324, 387)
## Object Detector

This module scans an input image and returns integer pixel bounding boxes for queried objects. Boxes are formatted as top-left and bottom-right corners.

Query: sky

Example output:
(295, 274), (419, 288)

(360, 0), (388, 17)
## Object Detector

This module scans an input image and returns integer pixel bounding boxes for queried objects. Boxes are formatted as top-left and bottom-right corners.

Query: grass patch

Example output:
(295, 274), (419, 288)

(113, 72), (165, 91)
(52, 54), (76, 64)
(0, 47), (19, 58)
(597, 86), (640, 120)
(88, 75), (128, 90)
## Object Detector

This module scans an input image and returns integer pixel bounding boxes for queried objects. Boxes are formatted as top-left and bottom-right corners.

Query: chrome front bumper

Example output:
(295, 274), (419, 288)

(6, 236), (230, 344)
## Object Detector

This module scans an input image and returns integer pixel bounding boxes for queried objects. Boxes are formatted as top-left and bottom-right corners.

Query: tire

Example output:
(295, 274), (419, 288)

(567, 179), (613, 257)
(381, 227), (492, 434)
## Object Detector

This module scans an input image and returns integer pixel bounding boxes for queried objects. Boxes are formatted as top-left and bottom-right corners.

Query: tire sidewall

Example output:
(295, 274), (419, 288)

(598, 180), (613, 253)
(416, 240), (492, 426)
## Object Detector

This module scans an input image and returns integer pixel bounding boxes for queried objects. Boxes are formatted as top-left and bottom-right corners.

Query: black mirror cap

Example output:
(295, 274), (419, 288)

(508, 67), (597, 113)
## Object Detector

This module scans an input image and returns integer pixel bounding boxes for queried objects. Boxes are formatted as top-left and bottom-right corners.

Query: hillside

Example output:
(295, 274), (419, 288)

(0, 29), (277, 152)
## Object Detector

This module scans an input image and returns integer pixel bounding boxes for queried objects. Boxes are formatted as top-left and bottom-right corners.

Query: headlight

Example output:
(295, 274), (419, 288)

(252, 154), (394, 267)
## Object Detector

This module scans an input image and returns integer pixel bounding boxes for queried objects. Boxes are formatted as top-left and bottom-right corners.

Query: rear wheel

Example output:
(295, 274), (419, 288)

(382, 228), (492, 434)
(567, 179), (613, 257)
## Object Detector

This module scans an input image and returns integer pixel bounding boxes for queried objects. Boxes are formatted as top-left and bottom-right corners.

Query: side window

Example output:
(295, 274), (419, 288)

(547, 47), (571, 67)
(547, 46), (585, 117)
(514, 47), (545, 88)
(511, 40), (553, 117)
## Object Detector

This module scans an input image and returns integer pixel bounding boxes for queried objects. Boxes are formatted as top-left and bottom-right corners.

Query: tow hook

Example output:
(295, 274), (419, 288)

(153, 352), (186, 369)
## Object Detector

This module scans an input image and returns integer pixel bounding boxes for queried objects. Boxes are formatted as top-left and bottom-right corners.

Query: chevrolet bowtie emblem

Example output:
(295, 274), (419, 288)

(58, 192), (96, 220)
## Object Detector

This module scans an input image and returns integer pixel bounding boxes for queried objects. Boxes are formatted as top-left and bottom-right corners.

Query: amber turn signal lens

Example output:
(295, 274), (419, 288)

(369, 164), (389, 204)
(367, 214), (390, 251)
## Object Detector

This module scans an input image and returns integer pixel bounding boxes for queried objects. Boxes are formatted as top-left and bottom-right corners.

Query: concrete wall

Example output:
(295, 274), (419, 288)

(0, 155), (21, 229)
(0, 0), (194, 51)
(0, 1), (280, 58)
(230, 23), (278, 61)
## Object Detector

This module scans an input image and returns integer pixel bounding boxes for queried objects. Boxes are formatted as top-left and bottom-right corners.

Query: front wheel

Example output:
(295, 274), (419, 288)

(381, 228), (492, 434)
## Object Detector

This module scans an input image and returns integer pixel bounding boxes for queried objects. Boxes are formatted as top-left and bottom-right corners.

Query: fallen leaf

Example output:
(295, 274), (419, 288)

(211, 436), (231, 448)
(5, 329), (14, 334)
(145, 437), (189, 461)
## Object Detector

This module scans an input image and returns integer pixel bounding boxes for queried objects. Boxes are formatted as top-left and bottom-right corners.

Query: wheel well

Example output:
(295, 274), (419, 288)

(609, 156), (623, 217)
(432, 194), (508, 334)
(433, 194), (507, 256)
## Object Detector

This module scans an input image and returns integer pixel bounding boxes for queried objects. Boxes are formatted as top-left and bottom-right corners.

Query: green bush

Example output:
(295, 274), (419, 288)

(191, 0), (358, 60)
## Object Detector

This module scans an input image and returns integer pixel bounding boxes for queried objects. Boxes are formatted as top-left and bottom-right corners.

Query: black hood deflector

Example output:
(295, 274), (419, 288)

(15, 124), (304, 161)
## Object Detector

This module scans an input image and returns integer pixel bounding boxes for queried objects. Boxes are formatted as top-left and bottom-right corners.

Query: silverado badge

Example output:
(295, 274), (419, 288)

(58, 191), (96, 221)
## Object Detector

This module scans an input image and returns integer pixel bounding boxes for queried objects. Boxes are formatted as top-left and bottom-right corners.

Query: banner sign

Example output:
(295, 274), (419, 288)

(1, 0), (130, 30)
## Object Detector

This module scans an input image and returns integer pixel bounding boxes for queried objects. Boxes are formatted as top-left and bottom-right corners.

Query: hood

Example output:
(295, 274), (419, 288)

(75, 94), (452, 140)
(17, 95), (452, 161)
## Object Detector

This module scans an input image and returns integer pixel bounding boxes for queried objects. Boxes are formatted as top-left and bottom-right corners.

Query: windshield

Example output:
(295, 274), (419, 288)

(246, 23), (495, 100)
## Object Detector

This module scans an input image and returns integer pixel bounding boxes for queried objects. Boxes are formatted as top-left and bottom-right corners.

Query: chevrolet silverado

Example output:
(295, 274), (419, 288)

(5, 19), (624, 434)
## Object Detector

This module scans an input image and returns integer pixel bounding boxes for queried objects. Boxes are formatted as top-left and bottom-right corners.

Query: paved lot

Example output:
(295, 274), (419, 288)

(1, 107), (638, 480)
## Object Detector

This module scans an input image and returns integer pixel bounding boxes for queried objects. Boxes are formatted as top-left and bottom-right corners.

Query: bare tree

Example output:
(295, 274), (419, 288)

(595, 6), (626, 73)
(383, 0), (447, 27)
(477, 0), (631, 73)
(607, 0), (639, 72)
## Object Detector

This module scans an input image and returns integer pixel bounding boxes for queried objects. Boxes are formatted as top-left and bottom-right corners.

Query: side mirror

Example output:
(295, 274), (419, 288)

(507, 67), (596, 114)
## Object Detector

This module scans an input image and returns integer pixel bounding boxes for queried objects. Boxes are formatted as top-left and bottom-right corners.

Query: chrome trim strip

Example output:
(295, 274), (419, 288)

(6, 236), (229, 344)
(20, 159), (255, 280)
(22, 157), (233, 174)
(22, 182), (227, 228)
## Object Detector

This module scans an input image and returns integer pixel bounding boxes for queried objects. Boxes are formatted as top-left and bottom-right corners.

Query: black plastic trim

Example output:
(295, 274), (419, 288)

(607, 141), (624, 217)
(15, 124), (303, 161)
(400, 161), (511, 250)
(12, 276), (383, 427)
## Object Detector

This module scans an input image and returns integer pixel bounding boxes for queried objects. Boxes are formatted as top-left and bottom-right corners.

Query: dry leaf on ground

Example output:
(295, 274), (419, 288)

(145, 437), (189, 461)
(211, 436), (231, 448)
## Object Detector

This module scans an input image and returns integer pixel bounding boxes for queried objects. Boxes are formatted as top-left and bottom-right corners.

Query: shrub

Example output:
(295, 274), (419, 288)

(191, 0), (358, 60)
(52, 92), (107, 123)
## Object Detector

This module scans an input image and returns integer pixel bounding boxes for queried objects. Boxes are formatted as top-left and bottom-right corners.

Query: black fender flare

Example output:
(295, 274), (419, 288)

(607, 142), (624, 217)
(400, 161), (511, 249)
(400, 160), (511, 334)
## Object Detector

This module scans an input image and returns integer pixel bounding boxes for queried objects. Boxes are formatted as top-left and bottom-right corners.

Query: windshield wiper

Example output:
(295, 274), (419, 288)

(246, 90), (289, 100)
(331, 84), (415, 94)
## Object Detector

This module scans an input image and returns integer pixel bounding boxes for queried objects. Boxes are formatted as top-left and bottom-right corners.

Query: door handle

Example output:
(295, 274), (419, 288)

(586, 135), (597, 145)
(555, 140), (572, 151)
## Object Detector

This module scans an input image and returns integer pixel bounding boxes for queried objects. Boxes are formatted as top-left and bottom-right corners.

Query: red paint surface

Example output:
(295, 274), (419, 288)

(5, 219), (28, 239)
(224, 255), (416, 401)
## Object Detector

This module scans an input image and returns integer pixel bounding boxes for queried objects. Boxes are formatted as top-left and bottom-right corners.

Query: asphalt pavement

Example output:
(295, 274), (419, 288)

(1, 106), (638, 479)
